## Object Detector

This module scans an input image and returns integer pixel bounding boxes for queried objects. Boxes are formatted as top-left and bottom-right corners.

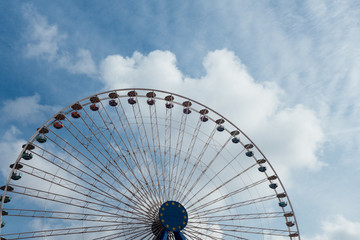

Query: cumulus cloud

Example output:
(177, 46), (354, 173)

(22, 3), (97, 76)
(304, 215), (360, 240)
(0, 93), (60, 125)
(99, 49), (325, 181)
(257, 104), (325, 180)
(100, 50), (182, 90)
(100, 49), (281, 126)
(58, 48), (97, 75)
(22, 4), (63, 60)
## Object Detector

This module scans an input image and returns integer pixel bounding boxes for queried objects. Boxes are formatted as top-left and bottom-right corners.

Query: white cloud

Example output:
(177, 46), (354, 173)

(22, 3), (97, 76)
(99, 49), (325, 180)
(100, 50), (182, 90)
(257, 104), (325, 181)
(0, 126), (25, 178)
(0, 93), (60, 125)
(175, 1), (360, 152)
(58, 48), (97, 75)
(22, 4), (63, 60)
(304, 215), (360, 240)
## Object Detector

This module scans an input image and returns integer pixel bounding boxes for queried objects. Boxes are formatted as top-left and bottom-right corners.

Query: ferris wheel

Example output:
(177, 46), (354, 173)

(0, 88), (300, 239)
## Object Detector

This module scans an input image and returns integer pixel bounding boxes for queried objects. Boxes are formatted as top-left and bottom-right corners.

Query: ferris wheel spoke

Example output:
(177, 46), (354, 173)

(189, 178), (269, 213)
(16, 165), (132, 211)
(173, 117), (202, 201)
(29, 144), (108, 194)
(188, 224), (252, 239)
(48, 125), (129, 192)
(182, 230), (205, 240)
(169, 112), (188, 200)
(190, 194), (277, 217)
(192, 221), (290, 236)
(186, 162), (260, 209)
(148, 97), (166, 202)
(75, 108), (146, 188)
(193, 226), (251, 240)
(121, 227), (154, 240)
(92, 225), (151, 240)
(98, 100), (156, 185)
(180, 135), (232, 202)
(177, 125), (217, 203)
(3, 213), (152, 229)
(97, 101), (164, 211)
(131, 96), (164, 204)
(91, 101), (163, 208)
(8, 183), (147, 219)
(126, 226), (155, 240)
(204, 211), (285, 221)
(150, 225), (162, 240)
(189, 143), (246, 198)
(19, 159), (124, 201)
(164, 103), (174, 201)
(0, 223), (139, 239)
(114, 98), (163, 205)
(128, 228), (154, 240)
(32, 137), (119, 193)
(61, 116), (155, 210)
(31, 142), (148, 215)
(185, 227), (235, 240)
(2, 208), (135, 223)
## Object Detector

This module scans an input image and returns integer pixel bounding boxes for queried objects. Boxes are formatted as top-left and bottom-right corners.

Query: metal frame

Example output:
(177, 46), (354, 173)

(0, 88), (300, 239)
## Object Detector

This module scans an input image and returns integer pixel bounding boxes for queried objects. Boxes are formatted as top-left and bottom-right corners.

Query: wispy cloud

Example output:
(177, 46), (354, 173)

(22, 3), (97, 76)
(22, 4), (63, 60)
(0, 93), (60, 125)
(304, 215), (360, 240)
(157, 0), (360, 145)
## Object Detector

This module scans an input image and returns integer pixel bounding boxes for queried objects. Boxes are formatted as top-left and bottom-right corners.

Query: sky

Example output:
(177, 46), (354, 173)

(1, 0), (360, 239)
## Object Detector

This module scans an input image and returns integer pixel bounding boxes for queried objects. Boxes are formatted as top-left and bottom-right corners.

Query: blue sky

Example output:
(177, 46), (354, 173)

(1, 0), (360, 239)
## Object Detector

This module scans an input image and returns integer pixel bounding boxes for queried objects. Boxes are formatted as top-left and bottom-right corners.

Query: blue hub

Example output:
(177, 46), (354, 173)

(159, 201), (188, 232)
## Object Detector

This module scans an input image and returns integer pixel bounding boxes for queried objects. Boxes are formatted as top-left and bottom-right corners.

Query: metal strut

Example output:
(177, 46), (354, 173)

(159, 230), (186, 240)
(174, 231), (186, 240)
(159, 229), (168, 240)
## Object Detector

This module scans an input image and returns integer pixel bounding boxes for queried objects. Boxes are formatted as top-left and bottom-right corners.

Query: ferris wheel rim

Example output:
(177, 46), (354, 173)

(0, 88), (300, 239)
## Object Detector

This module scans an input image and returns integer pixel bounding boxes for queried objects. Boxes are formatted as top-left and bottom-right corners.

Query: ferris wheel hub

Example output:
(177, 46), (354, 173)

(158, 201), (188, 232)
